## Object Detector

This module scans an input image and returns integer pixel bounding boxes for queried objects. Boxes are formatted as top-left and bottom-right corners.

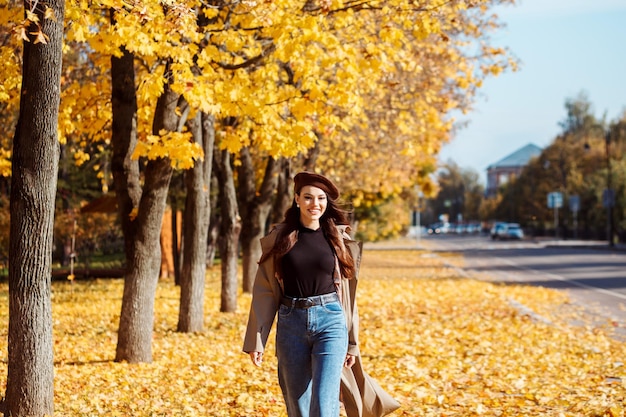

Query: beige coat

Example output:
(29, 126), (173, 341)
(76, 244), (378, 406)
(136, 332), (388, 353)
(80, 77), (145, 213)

(243, 224), (399, 417)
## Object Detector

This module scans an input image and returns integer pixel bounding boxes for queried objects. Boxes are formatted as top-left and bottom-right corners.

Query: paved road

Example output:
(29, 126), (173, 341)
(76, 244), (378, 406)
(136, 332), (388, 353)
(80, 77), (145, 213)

(424, 234), (626, 335)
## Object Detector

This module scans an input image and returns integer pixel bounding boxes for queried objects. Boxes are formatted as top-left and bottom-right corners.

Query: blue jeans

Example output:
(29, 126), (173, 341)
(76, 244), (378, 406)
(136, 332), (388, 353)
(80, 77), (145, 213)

(276, 294), (348, 417)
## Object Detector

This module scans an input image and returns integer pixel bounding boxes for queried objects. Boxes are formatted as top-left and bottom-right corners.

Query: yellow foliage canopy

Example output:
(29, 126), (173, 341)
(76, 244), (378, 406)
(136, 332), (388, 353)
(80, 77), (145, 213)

(1, 0), (516, 203)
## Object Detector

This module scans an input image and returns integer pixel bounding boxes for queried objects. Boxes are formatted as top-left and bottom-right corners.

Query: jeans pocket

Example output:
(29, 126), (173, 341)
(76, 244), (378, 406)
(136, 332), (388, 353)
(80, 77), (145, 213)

(322, 301), (344, 314)
(278, 304), (293, 316)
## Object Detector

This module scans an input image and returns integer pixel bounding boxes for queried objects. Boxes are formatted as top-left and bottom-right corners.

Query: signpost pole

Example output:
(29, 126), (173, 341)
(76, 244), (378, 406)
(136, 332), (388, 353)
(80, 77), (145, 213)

(547, 192), (562, 239)
(554, 205), (558, 239)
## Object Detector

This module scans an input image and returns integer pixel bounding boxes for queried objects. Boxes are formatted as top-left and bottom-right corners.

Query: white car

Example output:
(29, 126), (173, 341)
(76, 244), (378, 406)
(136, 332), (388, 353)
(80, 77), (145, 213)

(492, 223), (524, 240)
(490, 222), (508, 239)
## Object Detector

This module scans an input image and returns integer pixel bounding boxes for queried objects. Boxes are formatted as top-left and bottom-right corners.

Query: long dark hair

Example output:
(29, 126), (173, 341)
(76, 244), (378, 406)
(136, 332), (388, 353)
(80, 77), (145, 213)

(262, 196), (356, 279)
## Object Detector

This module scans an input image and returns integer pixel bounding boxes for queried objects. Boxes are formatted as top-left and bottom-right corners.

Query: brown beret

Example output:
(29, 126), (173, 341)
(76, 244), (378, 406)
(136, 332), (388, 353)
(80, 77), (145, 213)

(294, 171), (340, 200)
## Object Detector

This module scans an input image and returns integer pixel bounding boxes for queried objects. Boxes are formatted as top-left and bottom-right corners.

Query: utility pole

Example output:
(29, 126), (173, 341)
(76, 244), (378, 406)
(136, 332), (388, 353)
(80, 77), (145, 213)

(605, 131), (614, 247)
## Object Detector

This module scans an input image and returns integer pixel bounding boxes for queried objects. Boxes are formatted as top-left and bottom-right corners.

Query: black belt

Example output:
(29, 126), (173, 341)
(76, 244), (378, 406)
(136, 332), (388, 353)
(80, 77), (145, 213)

(281, 293), (339, 309)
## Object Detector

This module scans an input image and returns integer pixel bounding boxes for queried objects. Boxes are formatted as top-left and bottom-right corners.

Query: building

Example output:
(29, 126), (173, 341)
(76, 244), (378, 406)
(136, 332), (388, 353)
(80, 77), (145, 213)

(485, 143), (542, 198)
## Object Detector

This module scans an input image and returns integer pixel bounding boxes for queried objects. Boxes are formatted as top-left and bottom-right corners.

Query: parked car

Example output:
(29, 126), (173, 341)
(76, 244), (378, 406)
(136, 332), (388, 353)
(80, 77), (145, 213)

(503, 223), (524, 240)
(428, 222), (450, 234)
(466, 223), (481, 234)
(490, 222), (508, 239)
(491, 222), (524, 240)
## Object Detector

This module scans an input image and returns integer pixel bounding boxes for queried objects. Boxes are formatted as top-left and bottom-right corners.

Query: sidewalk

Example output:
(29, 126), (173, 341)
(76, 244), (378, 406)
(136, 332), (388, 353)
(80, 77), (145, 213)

(367, 235), (626, 252)
(531, 237), (626, 251)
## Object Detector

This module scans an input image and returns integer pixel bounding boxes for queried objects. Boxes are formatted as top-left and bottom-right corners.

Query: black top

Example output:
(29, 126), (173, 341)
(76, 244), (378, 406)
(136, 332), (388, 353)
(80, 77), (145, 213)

(281, 225), (336, 298)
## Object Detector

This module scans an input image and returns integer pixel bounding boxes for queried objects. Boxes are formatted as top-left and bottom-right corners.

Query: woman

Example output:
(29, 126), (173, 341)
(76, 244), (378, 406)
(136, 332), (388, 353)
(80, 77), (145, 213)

(243, 171), (399, 417)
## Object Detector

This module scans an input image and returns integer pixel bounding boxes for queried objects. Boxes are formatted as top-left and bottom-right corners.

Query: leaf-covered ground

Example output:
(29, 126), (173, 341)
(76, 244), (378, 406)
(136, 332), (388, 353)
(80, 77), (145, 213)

(0, 247), (624, 416)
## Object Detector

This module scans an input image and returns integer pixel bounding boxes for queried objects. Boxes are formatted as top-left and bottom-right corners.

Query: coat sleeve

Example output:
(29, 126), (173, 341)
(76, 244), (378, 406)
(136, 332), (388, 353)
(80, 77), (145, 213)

(343, 239), (363, 357)
(342, 275), (360, 357)
(242, 258), (281, 353)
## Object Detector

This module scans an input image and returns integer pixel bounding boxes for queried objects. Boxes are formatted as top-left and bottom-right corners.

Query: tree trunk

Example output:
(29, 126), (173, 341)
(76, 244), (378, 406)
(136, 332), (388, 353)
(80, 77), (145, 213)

(114, 61), (181, 362)
(177, 112), (214, 332)
(4, 1), (65, 414)
(109, 15), (141, 259)
(271, 158), (293, 224)
(171, 205), (180, 284)
(115, 157), (173, 363)
(214, 148), (241, 312)
(237, 151), (279, 293)
(303, 136), (320, 170)
(206, 183), (220, 268)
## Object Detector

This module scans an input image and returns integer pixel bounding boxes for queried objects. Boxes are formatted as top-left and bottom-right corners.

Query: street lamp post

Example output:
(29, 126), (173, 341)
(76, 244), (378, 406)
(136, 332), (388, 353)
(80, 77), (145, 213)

(604, 131), (615, 247)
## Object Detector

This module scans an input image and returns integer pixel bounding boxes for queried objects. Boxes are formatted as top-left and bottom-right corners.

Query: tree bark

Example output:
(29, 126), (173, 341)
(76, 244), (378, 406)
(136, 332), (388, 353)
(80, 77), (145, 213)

(237, 151), (279, 293)
(271, 158), (293, 224)
(171, 205), (180, 284)
(109, 44), (141, 259)
(206, 176), (220, 268)
(115, 157), (173, 363)
(113, 61), (180, 362)
(303, 136), (320, 171)
(4, 1), (65, 414)
(177, 112), (214, 332)
(214, 148), (241, 312)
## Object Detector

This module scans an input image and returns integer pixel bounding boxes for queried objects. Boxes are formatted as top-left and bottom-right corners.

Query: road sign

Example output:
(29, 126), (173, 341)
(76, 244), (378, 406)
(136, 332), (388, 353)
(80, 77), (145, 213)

(602, 189), (614, 208)
(569, 195), (580, 212)
(547, 192), (563, 209)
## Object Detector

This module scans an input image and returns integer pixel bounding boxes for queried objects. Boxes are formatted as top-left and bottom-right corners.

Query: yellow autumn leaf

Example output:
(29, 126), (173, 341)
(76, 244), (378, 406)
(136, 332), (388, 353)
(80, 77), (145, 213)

(25, 9), (39, 23)
(44, 6), (56, 21)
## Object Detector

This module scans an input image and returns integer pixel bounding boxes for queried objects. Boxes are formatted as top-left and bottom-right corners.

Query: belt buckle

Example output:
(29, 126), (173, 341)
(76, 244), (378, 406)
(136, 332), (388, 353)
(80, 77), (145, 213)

(304, 299), (314, 308)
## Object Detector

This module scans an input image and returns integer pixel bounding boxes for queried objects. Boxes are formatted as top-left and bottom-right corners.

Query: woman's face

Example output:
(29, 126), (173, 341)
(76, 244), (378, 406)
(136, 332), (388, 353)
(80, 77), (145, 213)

(295, 185), (328, 228)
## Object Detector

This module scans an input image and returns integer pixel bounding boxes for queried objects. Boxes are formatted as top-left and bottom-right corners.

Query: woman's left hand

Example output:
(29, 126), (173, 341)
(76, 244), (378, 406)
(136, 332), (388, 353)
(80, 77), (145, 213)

(344, 354), (355, 368)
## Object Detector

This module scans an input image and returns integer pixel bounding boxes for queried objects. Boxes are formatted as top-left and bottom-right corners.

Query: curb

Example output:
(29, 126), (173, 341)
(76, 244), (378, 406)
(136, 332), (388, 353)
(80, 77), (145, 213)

(532, 239), (626, 252)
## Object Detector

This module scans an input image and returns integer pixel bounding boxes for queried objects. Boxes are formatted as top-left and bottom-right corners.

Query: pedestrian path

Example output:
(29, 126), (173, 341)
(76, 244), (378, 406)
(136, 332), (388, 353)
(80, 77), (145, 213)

(536, 237), (626, 251)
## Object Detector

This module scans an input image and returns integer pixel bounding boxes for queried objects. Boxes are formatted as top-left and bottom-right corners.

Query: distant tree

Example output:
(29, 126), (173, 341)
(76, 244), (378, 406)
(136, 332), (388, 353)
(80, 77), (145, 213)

(214, 148), (240, 313)
(427, 161), (483, 224)
(237, 152), (279, 293)
(559, 92), (596, 134)
(490, 93), (626, 241)
(478, 193), (502, 223)
(609, 116), (626, 240)
(461, 169), (484, 221)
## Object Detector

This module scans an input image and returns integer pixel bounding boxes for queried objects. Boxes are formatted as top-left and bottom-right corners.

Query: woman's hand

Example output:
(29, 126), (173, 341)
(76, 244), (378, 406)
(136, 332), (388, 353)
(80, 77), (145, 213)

(249, 351), (263, 367)
(344, 354), (355, 368)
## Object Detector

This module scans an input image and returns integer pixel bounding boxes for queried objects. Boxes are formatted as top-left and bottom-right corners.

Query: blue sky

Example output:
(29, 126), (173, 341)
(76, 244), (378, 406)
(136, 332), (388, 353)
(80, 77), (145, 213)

(438, 0), (626, 184)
